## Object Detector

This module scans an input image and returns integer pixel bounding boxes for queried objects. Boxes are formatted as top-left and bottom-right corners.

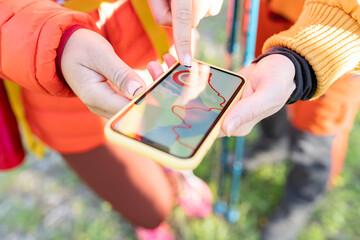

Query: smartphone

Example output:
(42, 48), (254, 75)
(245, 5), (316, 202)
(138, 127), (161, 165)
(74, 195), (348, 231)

(105, 60), (246, 170)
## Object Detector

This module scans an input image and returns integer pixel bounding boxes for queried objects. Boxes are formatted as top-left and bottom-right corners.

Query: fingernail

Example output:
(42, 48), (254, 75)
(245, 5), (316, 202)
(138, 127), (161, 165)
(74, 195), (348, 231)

(226, 118), (240, 137)
(127, 81), (144, 97)
(183, 53), (192, 68)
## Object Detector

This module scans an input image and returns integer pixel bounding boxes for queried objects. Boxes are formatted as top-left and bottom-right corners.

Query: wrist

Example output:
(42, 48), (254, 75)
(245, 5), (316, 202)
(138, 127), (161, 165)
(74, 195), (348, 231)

(255, 47), (317, 104)
(56, 25), (85, 82)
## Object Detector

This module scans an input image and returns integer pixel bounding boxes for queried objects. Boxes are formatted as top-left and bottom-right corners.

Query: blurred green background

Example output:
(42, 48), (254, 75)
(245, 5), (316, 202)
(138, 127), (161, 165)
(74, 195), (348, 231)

(1, 1), (360, 240)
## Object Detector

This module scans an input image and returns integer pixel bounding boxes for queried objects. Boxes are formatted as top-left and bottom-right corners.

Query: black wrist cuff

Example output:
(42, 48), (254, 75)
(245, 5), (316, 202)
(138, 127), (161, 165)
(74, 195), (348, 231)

(253, 47), (317, 104)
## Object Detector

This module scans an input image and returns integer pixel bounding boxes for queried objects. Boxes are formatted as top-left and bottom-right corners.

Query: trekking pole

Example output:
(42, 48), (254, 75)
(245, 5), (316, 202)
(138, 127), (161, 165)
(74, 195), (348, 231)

(213, 137), (230, 216)
(214, 0), (240, 218)
(214, 0), (260, 223)
(243, 0), (260, 67)
(225, 0), (260, 223)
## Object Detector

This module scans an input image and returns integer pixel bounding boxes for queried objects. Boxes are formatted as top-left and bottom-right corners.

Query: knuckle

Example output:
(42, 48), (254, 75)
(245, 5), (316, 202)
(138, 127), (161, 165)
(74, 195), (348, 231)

(178, 39), (191, 49)
(175, 9), (192, 24)
(113, 68), (131, 90)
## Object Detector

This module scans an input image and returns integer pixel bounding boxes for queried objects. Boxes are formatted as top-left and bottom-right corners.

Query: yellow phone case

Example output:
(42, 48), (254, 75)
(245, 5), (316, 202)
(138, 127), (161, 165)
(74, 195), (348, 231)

(105, 60), (246, 170)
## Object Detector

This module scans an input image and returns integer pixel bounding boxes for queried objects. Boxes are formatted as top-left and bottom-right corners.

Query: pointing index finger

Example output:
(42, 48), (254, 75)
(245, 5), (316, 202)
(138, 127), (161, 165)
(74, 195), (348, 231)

(171, 0), (193, 67)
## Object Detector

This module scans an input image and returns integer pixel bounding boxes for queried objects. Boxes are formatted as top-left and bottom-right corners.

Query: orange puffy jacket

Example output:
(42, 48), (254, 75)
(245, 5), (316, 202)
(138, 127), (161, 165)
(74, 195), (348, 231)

(0, 0), (167, 95)
(0, 0), (171, 153)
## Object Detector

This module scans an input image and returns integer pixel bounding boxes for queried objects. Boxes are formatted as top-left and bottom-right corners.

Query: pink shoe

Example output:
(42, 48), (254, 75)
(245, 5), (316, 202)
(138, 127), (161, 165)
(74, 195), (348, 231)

(135, 222), (175, 240)
(175, 171), (213, 218)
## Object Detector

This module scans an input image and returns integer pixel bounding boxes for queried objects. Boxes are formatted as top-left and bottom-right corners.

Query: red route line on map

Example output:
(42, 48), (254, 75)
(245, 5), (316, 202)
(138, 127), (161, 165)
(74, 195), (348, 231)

(171, 79), (226, 150)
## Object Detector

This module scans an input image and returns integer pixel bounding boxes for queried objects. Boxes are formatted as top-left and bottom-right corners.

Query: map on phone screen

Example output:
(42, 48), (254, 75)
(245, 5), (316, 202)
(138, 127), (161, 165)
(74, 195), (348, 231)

(113, 63), (244, 158)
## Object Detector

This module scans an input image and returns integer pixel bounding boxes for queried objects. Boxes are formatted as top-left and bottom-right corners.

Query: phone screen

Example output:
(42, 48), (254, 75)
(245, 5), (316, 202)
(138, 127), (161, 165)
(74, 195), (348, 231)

(111, 62), (245, 158)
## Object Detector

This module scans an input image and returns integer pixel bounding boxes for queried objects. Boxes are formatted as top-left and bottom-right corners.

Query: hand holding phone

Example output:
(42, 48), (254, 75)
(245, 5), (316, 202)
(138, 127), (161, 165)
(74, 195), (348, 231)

(222, 54), (296, 136)
(61, 29), (146, 119)
(105, 59), (245, 170)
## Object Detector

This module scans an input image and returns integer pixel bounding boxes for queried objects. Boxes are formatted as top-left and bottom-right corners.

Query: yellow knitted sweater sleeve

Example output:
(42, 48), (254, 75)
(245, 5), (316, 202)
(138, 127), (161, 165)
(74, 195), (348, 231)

(263, 0), (360, 99)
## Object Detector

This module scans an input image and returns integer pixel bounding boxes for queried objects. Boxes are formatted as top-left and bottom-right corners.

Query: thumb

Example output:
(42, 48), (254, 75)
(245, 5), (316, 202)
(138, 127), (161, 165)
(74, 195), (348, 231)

(92, 49), (147, 99)
(222, 85), (283, 137)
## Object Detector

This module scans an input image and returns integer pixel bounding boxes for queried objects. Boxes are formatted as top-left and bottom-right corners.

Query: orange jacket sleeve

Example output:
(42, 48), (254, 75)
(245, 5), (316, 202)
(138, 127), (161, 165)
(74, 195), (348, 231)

(0, 0), (99, 96)
(263, 0), (360, 99)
